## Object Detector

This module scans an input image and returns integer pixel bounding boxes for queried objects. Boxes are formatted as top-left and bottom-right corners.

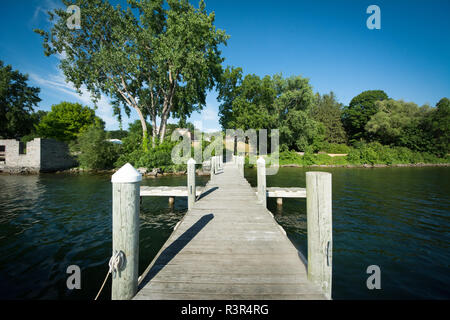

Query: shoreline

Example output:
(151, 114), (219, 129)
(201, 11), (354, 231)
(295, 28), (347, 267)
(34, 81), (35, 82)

(279, 163), (450, 168)
(1, 162), (449, 176)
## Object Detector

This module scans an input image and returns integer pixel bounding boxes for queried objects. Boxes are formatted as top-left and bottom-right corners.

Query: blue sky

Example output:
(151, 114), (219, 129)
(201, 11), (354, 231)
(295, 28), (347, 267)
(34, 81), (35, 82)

(1, 0), (449, 131)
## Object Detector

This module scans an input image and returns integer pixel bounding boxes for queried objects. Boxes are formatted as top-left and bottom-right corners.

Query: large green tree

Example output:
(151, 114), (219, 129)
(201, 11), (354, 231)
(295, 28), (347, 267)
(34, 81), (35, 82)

(0, 61), (41, 139)
(310, 92), (347, 144)
(365, 99), (429, 146)
(218, 69), (323, 151)
(37, 101), (104, 142)
(274, 75), (322, 150)
(425, 98), (450, 156)
(218, 67), (277, 130)
(35, 0), (228, 150)
(342, 90), (389, 143)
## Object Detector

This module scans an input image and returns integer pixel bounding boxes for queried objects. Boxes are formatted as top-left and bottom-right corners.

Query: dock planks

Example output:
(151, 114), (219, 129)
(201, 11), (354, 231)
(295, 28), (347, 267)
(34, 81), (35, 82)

(134, 162), (326, 300)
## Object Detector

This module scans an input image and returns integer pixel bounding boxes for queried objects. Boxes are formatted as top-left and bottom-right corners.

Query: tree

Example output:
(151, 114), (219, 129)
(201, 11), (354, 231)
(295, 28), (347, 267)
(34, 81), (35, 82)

(0, 60), (41, 139)
(342, 90), (388, 143)
(120, 120), (152, 155)
(218, 70), (322, 151)
(37, 102), (104, 142)
(218, 69), (277, 130)
(35, 0), (228, 150)
(365, 99), (428, 145)
(310, 92), (347, 144)
(106, 130), (128, 140)
(274, 75), (322, 150)
(279, 109), (325, 151)
(76, 125), (121, 169)
(426, 98), (450, 156)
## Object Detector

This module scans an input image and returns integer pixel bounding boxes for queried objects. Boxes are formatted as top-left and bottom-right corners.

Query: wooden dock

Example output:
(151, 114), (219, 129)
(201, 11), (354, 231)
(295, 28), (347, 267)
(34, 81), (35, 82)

(133, 161), (327, 300)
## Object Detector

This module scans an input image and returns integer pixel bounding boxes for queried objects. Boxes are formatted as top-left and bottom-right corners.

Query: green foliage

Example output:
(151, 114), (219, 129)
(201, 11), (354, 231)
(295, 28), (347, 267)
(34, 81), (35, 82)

(35, 0), (228, 147)
(115, 140), (186, 172)
(0, 60), (41, 139)
(106, 130), (128, 140)
(218, 70), (323, 151)
(278, 143), (449, 166)
(37, 102), (104, 142)
(344, 142), (448, 165)
(311, 92), (347, 144)
(342, 90), (389, 142)
(319, 142), (351, 154)
(218, 68), (277, 130)
(280, 110), (325, 152)
(365, 99), (428, 145)
(75, 126), (121, 170)
(426, 98), (450, 157)
(363, 97), (449, 157)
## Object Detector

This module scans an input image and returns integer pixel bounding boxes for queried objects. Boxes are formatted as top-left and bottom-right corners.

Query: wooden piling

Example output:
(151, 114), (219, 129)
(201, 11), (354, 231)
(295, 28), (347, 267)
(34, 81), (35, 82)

(111, 163), (142, 300)
(237, 156), (244, 177)
(210, 157), (215, 176)
(257, 157), (266, 207)
(306, 171), (332, 299)
(276, 197), (283, 206)
(187, 158), (196, 210)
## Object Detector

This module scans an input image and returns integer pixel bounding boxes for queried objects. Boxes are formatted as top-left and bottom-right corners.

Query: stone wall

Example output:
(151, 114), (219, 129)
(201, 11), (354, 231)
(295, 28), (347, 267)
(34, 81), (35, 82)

(0, 139), (40, 172)
(40, 139), (77, 172)
(0, 138), (76, 173)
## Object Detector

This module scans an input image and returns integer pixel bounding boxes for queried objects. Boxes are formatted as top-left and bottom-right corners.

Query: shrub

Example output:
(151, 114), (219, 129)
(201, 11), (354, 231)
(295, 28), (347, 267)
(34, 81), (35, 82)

(280, 150), (303, 165)
(75, 126), (121, 170)
(115, 141), (188, 172)
(320, 142), (351, 154)
(115, 149), (145, 168)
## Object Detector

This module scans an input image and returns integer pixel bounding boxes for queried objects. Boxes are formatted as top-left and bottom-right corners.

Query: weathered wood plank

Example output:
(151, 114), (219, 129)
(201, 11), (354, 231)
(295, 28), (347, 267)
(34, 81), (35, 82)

(134, 162), (327, 300)
(306, 171), (333, 300)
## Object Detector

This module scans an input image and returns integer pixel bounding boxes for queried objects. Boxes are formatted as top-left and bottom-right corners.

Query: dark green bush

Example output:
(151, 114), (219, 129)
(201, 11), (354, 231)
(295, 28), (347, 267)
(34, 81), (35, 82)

(320, 142), (351, 154)
(115, 140), (188, 172)
(75, 126), (121, 170)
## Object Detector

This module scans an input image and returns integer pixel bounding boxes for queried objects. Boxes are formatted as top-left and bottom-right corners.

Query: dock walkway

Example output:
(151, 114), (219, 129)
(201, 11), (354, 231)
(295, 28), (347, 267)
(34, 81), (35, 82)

(133, 162), (326, 300)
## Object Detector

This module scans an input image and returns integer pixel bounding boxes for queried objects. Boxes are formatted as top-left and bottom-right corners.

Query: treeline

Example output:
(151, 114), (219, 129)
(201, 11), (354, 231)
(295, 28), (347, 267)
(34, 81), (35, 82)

(218, 67), (450, 162)
(2, 59), (449, 172)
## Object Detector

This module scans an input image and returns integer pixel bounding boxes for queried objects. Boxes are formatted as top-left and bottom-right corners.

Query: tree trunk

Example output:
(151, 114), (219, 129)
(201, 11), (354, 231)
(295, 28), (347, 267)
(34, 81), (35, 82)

(159, 113), (168, 143)
(151, 113), (157, 148)
(135, 106), (148, 151)
(158, 97), (170, 144)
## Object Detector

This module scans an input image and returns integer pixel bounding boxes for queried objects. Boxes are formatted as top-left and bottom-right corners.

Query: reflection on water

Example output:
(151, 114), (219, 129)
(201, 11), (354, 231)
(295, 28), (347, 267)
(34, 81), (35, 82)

(0, 167), (449, 299)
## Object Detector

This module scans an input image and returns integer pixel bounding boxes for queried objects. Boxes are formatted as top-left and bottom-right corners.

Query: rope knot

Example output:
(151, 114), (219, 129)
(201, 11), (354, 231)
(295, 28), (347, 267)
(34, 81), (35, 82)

(108, 250), (125, 278)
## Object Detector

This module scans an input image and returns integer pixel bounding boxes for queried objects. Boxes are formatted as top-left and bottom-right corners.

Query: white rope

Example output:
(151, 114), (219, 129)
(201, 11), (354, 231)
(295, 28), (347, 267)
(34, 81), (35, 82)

(94, 250), (125, 300)
(109, 250), (125, 278)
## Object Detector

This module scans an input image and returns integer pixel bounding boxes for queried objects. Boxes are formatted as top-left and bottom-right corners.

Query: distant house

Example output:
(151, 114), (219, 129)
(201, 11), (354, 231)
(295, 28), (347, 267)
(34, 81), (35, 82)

(0, 138), (77, 173)
(106, 139), (123, 145)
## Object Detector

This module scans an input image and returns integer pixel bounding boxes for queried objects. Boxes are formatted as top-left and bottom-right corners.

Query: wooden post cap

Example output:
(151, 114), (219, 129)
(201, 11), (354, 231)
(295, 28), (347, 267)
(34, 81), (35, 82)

(111, 163), (142, 183)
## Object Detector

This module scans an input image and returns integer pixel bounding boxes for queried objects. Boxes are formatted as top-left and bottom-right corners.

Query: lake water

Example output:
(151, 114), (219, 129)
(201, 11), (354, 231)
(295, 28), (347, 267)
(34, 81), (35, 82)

(0, 167), (448, 300)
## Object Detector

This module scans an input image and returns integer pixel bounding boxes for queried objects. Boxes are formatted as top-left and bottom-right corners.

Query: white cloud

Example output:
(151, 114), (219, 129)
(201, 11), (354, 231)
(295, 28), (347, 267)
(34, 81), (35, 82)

(29, 70), (125, 130)
(29, 0), (62, 26)
(201, 106), (218, 121)
(203, 128), (221, 133)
